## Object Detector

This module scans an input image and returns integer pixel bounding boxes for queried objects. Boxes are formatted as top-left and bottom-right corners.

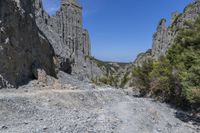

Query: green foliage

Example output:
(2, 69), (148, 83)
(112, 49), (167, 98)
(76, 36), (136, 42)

(131, 60), (153, 95)
(90, 57), (129, 75)
(120, 72), (130, 88)
(94, 17), (200, 110)
(97, 75), (119, 87)
(166, 18), (200, 107)
(160, 17), (200, 107)
(90, 57), (130, 87)
(149, 56), (174, 102)
(131, 18), (200, 109)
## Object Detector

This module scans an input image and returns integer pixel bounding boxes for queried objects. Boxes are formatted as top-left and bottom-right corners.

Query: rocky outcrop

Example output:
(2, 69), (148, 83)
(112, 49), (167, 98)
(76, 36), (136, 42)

(152, 18), (169, 59)
(0, 0), (56, 88)
(118, 1), (200, 89)
(130, 1), (200, 64)
(34, 0), (103, 80)
(133, 49), (152, 66)
(152, 1), (200, 59)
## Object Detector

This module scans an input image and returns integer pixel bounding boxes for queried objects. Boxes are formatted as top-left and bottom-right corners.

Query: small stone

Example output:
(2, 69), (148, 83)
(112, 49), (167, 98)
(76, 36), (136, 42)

(1, 126), (8, 130)
(5, 38), (9, 44)
(63, 126), (67, 130)
(43, 126), (48, 130)
(0, 46), (3, 51)
(47, 99), (51, 102)
(156, 128), (162, 132)
(24, 122), (29, 125)
(0, 27), (4, 32)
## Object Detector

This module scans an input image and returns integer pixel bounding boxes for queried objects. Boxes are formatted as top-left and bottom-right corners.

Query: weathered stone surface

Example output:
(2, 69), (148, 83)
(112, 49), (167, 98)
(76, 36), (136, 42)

(32, 63), (48, 83)
(152, 0), (200, 59)
(0, 77), (199, 133)
(130, 1), (200, 64)
(133, 49), (152, 66)
(0, 0), (56, 88)
(34, 0), (103, 80)
(119, 1), (200, 89)
(152, 18), (169, 59)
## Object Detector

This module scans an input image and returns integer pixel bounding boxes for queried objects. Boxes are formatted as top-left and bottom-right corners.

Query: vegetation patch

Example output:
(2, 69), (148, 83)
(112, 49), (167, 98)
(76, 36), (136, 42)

(130, 18), (200, 110)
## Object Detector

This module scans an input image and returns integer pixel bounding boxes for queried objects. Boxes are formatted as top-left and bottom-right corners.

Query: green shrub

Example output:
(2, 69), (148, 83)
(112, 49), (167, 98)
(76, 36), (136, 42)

(149, 56), (174, 102)
(166, 17), (200, 108)
(130, 17), (200, 109)
(120, 72), (130, 88)
(98, 75), (119, 87)
(131, 60), (153, 95)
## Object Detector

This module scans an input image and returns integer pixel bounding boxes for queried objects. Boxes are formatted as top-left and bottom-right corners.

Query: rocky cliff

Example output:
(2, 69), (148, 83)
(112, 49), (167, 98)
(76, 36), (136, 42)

(118, 0), (200, 88)
(152, 0), (200, 59)
(34, 0), (103, 80)
(133, 49), (152, 66)
(131, 0), (200, 65)
(0, 0), (56, 88)
(0, 0), (104, 89)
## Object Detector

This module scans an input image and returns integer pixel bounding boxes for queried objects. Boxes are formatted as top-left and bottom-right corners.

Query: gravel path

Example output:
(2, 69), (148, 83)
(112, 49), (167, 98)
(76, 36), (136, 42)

(0, 77), (199, 133)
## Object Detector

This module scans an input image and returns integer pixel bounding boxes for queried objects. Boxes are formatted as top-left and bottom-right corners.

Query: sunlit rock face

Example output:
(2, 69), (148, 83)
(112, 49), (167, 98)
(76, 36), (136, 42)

(133, 49), (152, 66)
(152, 1), (200, 59)
(135, 1), (200, 64)
(34, 0), (103, 80)
(119, 1), (200, 89)
(0, 0), (56, 88)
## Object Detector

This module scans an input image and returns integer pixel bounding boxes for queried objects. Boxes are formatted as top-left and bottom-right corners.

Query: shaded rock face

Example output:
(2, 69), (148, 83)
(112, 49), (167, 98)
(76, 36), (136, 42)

(0, 0), (56, 88)
(152, 1), (200, 59)
(34, 0), (103, 80)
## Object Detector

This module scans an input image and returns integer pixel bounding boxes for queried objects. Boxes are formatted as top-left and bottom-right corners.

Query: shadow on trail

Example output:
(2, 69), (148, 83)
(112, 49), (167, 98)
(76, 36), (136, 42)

(175, 110), (200, 126)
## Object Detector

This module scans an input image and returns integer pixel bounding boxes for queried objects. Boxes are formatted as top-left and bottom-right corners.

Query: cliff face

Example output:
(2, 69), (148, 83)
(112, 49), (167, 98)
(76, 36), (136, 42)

(0, 0), (56, 88)
(131, 1), (200, 64)
(133, 49), (152, 66)
(34, 0), (103, 80)
(152, 1), (200, 59)
(0, 0), (103, 89)
(118, 1), (200, 89)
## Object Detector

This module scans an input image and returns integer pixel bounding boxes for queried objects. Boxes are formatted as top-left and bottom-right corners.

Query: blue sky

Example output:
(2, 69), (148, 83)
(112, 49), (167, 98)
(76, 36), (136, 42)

(42, 0), (192, 62)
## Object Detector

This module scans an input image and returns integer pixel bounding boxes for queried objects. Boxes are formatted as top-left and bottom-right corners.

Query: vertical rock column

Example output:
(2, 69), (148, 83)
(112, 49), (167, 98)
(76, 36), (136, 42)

(152, 18), (168, 59)
(34, 0), (102, 80)
(57, 0), (92, 77)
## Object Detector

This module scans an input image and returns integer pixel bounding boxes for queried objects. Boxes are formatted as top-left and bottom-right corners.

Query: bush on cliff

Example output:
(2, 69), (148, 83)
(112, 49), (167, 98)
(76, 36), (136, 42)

(131, 60), (153, 96)
(149, 56), (174, 102)
(132, 18), (200, 109)
(167, 18), (200, 108)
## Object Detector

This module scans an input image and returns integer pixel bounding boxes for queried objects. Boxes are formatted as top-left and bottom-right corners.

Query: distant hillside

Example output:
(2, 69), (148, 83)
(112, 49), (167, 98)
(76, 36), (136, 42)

(90, 57), (129, 74)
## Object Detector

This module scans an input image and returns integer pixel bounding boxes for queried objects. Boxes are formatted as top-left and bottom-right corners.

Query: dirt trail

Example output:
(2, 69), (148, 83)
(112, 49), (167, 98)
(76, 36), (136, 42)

(0, 76), (199, 133)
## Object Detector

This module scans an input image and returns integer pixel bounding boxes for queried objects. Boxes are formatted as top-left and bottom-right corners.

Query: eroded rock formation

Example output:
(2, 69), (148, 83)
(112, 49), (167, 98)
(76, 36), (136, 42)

(0, 0), (56, 88)
(152, 1), (200, 59)
(34, 0), (103, 80)
(133, 49), (152, 66)
(0, 0), (104, 89)
(119, 0), (200, 88)
(131, 1), (200, 64)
